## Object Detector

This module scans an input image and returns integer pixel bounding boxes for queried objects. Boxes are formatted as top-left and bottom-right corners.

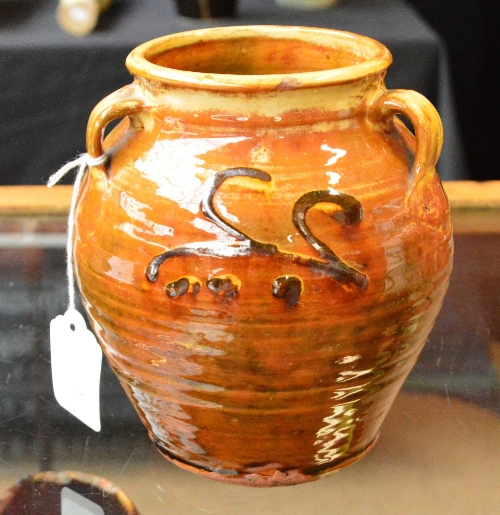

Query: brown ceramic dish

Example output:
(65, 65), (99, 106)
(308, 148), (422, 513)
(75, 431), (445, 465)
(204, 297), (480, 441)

(0, 471), (139, 514)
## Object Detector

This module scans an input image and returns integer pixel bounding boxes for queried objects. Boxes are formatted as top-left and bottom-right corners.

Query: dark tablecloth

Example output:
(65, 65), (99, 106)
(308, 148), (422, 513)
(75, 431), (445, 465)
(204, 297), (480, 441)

(0, 0), (466, 184)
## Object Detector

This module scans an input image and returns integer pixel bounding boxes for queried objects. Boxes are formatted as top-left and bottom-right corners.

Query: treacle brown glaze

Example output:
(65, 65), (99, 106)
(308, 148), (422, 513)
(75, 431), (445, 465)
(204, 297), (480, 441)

(75, 26), (452, 486)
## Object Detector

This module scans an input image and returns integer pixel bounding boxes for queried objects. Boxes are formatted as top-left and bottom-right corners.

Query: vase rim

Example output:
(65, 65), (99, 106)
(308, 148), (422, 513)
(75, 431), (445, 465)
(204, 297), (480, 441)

(126, 25), (393, 92)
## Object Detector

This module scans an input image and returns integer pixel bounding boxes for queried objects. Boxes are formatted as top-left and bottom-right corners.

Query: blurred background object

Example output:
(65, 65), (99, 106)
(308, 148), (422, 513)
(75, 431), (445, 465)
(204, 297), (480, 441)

(276, 0), (340, 9)
(56, 0), (112, 37)
(173, 0), (238, 19)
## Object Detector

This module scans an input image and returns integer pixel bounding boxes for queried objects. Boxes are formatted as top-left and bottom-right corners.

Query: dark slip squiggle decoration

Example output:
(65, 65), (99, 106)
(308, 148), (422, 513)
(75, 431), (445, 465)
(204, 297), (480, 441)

(164, 277), (201, 298)
(272, 276), (303, 307)
(291, 189), (367, 290)
(206, 276), (240, 299)
(145, 167), (368, 297)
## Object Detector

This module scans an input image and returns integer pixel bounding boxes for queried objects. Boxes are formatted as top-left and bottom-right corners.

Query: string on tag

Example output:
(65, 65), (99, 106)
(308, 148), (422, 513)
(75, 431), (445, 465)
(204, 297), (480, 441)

(48, 153), (106, 432)
(47, 153), (107, 311)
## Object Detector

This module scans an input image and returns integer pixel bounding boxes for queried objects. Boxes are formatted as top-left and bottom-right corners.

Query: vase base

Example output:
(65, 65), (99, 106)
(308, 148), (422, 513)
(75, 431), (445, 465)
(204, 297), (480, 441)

(153, 435), (378, 487)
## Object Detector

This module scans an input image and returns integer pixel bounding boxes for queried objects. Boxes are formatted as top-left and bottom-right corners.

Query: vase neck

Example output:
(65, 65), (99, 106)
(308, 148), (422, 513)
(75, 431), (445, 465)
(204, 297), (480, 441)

(135, 73), (387, 127)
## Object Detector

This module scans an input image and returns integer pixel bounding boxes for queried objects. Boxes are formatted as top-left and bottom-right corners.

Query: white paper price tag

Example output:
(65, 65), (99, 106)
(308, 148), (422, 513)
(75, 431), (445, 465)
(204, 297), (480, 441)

(61, 487), (104, 515)
(50, 310), (102, 432)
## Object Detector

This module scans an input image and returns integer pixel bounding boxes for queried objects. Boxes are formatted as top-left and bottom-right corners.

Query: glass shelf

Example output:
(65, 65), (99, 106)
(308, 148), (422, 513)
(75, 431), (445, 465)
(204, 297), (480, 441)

(0, 182), (499, 514)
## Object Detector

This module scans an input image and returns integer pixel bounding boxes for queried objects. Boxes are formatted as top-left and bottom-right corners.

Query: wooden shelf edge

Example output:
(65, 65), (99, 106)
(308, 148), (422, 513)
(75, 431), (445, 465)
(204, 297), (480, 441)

(0, 181), (499, 218)
(0, 185), (73, 217)
(444, 181), (500, 210)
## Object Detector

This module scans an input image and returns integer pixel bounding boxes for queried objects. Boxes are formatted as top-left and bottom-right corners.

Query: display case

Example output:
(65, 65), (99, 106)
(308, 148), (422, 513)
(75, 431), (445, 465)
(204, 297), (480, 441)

(0, 181), (498, 513)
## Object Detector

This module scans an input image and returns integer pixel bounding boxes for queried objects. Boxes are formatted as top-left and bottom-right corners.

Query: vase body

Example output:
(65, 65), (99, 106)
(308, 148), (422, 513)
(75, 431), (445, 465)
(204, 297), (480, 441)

(75, 26), (452, 486)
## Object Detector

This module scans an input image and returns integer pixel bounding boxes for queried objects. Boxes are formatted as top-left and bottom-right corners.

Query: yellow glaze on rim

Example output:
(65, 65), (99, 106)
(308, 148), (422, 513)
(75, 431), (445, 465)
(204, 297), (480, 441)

(125, 25), (393, 91)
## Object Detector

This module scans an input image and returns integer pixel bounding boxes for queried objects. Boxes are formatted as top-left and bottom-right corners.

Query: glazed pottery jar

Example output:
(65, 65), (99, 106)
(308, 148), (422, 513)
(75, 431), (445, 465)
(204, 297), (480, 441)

(76, 26), (452, 486)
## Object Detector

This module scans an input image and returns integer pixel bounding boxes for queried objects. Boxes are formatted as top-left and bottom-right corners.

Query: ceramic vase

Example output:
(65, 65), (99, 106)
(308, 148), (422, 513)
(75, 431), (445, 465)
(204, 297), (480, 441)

(75, 26), (453, 486)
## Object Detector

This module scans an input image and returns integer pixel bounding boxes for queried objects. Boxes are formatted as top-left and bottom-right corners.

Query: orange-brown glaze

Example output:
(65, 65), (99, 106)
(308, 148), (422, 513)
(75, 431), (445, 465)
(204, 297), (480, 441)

(75, 26), (452, 486)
